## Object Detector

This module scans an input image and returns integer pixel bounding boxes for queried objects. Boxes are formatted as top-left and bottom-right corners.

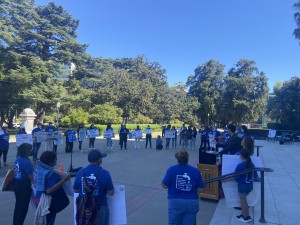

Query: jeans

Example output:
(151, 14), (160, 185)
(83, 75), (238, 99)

(0, 149), (8, 163)
(134, 139), (141, 148)
(65, 142), (73, 153)
(120, 139), (127, 149)
(32, 142), (41, 160)
(172, 138), (177, 148)
(190, 138), (196, 149)
(168, 199), (199, 225)
(79, 141), (82, 150)
(145, 134), (152, 148)
(166, 138), (171, 149)
(13, 179), (32, 225)
(97, 206), (109, 225)
(106, 138), (112, 148)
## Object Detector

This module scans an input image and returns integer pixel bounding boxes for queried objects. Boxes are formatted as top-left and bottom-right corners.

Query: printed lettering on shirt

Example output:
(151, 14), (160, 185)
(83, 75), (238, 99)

(81, 173), (99, 196)
(14, 162), (21, 179)
(176, 173), (192, 191)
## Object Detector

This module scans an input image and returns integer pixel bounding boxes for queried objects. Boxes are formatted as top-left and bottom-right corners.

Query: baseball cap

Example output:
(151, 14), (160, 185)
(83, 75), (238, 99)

(88, 149), (107, 162)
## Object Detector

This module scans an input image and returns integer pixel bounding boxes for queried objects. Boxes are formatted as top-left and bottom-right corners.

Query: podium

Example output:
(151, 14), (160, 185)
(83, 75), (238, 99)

(198, 163), (221, 200)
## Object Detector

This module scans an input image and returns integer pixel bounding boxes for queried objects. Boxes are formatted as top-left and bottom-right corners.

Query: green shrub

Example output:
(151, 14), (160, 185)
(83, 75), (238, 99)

(132, 113), (153, 124)
(60, 108), (89, 127)
(89, 104), (123, 124)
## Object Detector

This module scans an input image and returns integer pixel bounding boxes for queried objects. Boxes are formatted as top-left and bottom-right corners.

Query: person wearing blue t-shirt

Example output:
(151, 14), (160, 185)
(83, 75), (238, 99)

(64, 126), (76, 153)
(73, 149), (115, 225)
(13, 143), (34, 225)
(234, 149), (255, 223)
(35, 151), (70, 225)
(17, 125), (27, 134)
(105, 124), (114, 149)
(199, 126), (209, 151)
(162, 150), (204, 225)
(0, 127), (10, 168)
(45, 122), (55, 151)
(32, 123), (43, 161)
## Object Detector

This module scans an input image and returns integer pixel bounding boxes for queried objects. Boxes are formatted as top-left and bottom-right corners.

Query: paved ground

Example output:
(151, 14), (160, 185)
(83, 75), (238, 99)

(0, 136), (217, 225)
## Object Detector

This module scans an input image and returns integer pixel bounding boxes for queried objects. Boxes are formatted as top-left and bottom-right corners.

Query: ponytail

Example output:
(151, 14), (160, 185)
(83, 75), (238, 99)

(240, 149), (254, 181)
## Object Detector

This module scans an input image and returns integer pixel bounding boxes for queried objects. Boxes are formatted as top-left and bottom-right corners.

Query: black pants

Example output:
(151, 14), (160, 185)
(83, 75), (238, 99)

(53, 144), (58, 153)
(79, 141), (82, 150)
(120, 139), (127, 149)
(89, 138), (95, 148)
(200, 139), (207, 150)
(65, 142), (73, 153)
(0, 149), (8, 163)
(13, 179), (32, 225)
(145, 134), (152, 148)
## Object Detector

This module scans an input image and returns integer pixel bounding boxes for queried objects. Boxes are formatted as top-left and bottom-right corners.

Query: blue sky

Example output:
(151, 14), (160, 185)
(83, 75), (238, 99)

(36, 0), (300, 90)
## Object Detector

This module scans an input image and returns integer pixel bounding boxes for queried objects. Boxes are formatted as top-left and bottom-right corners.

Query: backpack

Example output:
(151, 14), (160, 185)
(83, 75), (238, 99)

(76, 169), (100, 225)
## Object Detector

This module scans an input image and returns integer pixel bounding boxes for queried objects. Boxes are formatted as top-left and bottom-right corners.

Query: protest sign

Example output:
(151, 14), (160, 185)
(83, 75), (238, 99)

(132, 130), (143, 139)
(53, 139), (63, 145)
(165, 130), (175, 139)
(16, 134), (33, 147)
(52, 131), (62, 140)
(222, 155), (263, 207)
(33, 132), (48, 143)
(104, 131), (114, 139)
(87, 129), (99, 138)
(144, 129), (152, 135)
(74, 185), (127, 225)
(268, 130), (276, 139)
(78, 130), (86, 142)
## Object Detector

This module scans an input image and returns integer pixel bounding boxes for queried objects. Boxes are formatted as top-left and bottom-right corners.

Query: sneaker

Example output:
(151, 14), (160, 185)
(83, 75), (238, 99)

(236, 215), (252, 223)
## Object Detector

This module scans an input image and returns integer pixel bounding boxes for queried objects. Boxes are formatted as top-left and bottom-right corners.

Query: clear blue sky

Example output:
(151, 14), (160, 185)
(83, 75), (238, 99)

(36, 0), (300, 90)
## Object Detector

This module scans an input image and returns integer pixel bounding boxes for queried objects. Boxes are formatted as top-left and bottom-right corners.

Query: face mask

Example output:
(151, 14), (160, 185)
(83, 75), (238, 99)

(39, 126), (42, 129)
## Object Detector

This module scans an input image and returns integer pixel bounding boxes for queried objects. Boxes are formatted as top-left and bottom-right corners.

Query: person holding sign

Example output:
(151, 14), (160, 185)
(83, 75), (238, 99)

(88, 124), (97, 149)
(77, 123), (87, 151)
(161, 150), (204, 225)
(17, 125), (27, 134)
(134, 125), (142, 149)
(144, 125), (152, 149)
(64, 126), (76, 153)
(45, 122), (55, 151)
(119, 125), (129, 150)
(0, 127), (10, 168)
(13, 143), (34, 225)
(171, 126), (177, 148)
(165, 124), (172, 149)
(73, 149), (115, 225)
(105, 124), (114, 150)
(32, 123), (43, 161)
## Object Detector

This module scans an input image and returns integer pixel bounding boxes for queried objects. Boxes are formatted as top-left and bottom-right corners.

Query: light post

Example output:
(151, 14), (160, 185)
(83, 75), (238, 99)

(56, 102), (61, 127)
(207, 113), (210, 127)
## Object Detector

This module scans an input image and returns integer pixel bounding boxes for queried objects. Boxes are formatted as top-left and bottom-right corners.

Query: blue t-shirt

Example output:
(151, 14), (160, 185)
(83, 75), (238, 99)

(235, 162), (254, 184)
(35, 171), (62, 199)
(73, 165), (114, 207)
(200, 130), (208, 140)
(162, 164), (204, 199)
(0, 133), (10, 151)
(45, 126), (55, 132)
(65, 129), (76, 142)
(14, 157), (34, 180)
(32, 128), (42, 143)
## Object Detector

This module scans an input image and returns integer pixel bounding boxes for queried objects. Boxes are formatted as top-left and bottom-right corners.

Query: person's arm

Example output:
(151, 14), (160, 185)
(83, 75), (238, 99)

(161, 183), (168, 189)
(107, 189), (115, 196)
(46, 174), (70, 194)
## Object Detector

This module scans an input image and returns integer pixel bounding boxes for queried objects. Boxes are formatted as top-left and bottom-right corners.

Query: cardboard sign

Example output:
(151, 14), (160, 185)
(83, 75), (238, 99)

(133, 130), (143, 139)
(74, 185), (127, 225)
(104, 131), (114, 138)
(16, 134), (33, 147)
(165, 130), (175, 139)
(87, 129), (99, 138)
(52, 131), (62, 139)
(33, 132), (48, 142)
(144, 129), (152, 135)
(268, 130), (276, 138)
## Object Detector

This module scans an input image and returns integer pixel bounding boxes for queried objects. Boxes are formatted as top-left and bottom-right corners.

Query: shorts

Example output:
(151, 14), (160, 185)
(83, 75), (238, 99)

(238, 183), (253, 196)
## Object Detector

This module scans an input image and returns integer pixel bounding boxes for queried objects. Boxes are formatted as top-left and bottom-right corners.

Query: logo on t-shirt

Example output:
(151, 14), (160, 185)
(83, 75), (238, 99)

(81, 173), (99, 196)
(14, 162), (21, 179)
(176, 173), (192, 191)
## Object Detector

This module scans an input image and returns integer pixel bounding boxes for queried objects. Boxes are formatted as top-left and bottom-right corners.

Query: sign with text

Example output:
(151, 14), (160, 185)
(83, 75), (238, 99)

(165, 130), (175, 139)
(87, 129), (99, 138)
(78, 130), (86, 142)
(16, 134), (33, 147)
(132, 130), (143, 139)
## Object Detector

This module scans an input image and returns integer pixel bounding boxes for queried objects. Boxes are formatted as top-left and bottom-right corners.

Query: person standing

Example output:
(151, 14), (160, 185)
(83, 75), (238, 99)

(199, 126), (208, 151)
(77, 123), (87, 151)
(35, 151), (70, 225)
(162, 150), (204, 225)
(190, 127), (197, 150)
(32, 123), (43, 161)
(144, 125), (152, 149)
(187, 126), (193, 149)
(13, 143), (34, 225)
(171, 126), (177, 148)
(88, 124), (97, 149)
(219, 124), (242, 156)
(73, 149), (115, 225)
(119, 125), (129, 150)
(178, 124), (185, 146)
(165, 124), (172, 149)
(64, 126), (76, 153)
(105, 124), (114, 149)
(0, 127), (10, 168)
(134, 125), (142, 149)
(45, 122), (55, 151)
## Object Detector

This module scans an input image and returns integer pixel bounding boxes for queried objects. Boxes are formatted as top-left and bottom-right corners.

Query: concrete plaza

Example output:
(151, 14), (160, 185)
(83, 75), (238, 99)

(1, 137), (299, 225)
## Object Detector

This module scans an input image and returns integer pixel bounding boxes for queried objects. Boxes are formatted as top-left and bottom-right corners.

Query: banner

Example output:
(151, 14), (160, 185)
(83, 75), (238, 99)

(165, 130), (175, 139)
(78, 130), (87, 142)
(16, 134), (33, 147)
(74, 185), (127, 225)
(132, 130), (143, 139)
(87, 129), (99, 138)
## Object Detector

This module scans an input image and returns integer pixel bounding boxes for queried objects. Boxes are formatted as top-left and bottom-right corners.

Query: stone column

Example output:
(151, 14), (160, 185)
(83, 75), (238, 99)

(19, 108), (37, 134)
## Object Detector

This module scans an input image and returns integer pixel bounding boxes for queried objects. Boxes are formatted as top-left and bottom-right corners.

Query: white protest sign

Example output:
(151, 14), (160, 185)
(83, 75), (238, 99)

(78, 130), (86, 142)
(104, 131), (114, 139)
(16, 134), (33, 147)
(268, 130), (276, 138)
(87, 129), (99, 138)
(74, 185), (127, 225)
(144, 129), (152, 135)
(33, 132), (48, 142)
(52, 131), (62, 140)
(53, 139), (63, 145)
(221, 155), (263, 207)
(0, 127), (4, 135)
(165, 130), (175, 139)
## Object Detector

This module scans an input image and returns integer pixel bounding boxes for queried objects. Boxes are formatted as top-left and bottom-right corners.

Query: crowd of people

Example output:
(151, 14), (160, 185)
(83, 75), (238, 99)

(0, 122), (257, 225)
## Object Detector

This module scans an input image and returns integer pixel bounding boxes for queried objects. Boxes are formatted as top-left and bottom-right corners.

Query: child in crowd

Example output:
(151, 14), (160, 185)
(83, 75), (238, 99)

(156, 135), (163, 150)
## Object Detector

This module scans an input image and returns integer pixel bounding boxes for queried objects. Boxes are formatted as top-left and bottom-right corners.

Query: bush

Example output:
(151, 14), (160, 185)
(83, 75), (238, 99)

(89, 104), (123, 124)
(60, 108), (89, 127)
(132, 113), (153, 124)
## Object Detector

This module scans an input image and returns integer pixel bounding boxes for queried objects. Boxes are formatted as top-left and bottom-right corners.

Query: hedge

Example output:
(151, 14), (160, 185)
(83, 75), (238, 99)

(267, 123), (300, 132)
